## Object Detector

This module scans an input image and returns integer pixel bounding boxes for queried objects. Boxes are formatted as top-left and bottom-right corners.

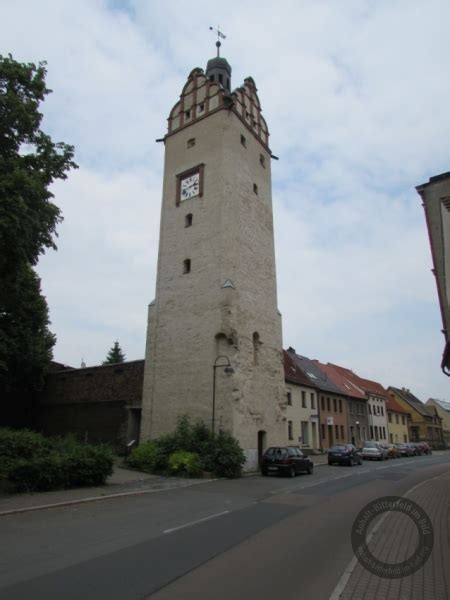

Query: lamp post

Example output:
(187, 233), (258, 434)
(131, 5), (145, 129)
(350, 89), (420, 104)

(212, 355), (234, 437)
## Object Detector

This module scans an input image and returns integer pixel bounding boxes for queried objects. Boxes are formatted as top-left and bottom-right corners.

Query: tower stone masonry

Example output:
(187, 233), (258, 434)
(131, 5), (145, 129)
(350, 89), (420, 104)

(140, 50), (287, 470)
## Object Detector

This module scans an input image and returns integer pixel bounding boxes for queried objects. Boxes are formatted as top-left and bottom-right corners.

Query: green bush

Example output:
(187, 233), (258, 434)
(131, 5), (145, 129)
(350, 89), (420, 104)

(209, 430), (246, 478)
(168, 450), (203, 477)
(0, 428), (114, 492)
(128, 416), (245, 479)
(127, 441), (159, 472)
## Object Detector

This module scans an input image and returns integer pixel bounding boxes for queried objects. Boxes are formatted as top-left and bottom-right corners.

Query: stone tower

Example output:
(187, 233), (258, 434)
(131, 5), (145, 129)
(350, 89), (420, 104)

(140, 48), (286, 469)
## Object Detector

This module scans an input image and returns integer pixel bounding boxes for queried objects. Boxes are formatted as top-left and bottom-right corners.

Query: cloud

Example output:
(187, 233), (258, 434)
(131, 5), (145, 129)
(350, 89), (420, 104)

(1, 0), (449, 399)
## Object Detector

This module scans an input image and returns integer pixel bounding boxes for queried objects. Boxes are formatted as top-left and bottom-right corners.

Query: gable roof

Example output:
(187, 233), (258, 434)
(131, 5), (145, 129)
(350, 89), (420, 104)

(389, 387), (435, 418)
(428, 398), (450, 412)
(312, 361), (366, 400)
(284, 349), (345, 396)
(327, 363), (388, 399)
(283, 350), (315, 387)
(385, 395), (409, 414)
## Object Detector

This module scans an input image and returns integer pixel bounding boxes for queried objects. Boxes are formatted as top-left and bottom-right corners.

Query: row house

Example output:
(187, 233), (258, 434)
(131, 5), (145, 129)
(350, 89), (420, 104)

(285, 348), (348, 451)
(385, 395), (409, 444)
(388, 387), (444, 449)
(329, 364), (389, 444)
(314, 361), (369, 448)
(426, 398), (450, 448)
(283, 350), (320, 451)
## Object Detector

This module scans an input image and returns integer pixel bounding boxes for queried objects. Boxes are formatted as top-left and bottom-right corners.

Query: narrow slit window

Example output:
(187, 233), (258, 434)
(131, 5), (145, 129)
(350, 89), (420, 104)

(253, 183), (258, 195)
(240, 134), (246, 147)
(183, 259), (191, 274)
(187, 138), (195, 148)
(185, 213), (193, 227)
(209, 74), (214, 82)
(185, 109), (191, 119)
(260, 154), (265, 168)
(218, 73), (223, 85)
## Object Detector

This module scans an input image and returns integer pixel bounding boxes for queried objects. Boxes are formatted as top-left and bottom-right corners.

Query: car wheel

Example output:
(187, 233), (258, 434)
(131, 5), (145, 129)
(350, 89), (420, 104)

(307, 464), (313, 475)
(289, 466), (295, 478)
(358, 458), (362, 465)
(347, 459), (353, 466)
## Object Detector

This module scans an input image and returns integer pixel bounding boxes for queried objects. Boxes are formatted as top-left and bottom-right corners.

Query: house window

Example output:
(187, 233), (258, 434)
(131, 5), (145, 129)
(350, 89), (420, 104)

(381, 406), (384, 416)
(301, 391), (306, 408)
(368, 404), (372, 415)
(321, 424), (326, 439)
(287, 390), (292, 406)
(253, 183), (258, 195)
(260, 154), (265, 168)
(335, 425), (339, 439)
(187, 138), (195, 148)
(185, 109), (191, 119)
(288, 421), (293, 440)
(321, 396), (325, 411)
(338, 399), (342, 413)
(370, 426), (374, 439)
(340, 425), (344, 439)
(183, 259), (191, 274)
(395, 414), (399, 424)
(327, 397), (330, 412)
(402, 415), (406, 425)
(218, 73), (223, 85)
(390, 433), (393, 443)
(310, 393), (315, 409)
(388, 413), (392, 423)
(185, 213), (193, 227)
(240, 134), (246, 147)
(333, 398), (337, 413)
(198, 103), (205, 113)
(349, 402), (353, 414)
(404, 434), (407, 442)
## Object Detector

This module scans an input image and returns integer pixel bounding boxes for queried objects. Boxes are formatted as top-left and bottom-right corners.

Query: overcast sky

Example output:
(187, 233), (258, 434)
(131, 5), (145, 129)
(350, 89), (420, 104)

(2, 0), (449, 402)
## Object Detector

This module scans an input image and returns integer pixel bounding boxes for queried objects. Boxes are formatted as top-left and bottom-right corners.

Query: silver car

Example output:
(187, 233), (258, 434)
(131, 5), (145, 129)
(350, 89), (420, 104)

(361, 441), (387, 461)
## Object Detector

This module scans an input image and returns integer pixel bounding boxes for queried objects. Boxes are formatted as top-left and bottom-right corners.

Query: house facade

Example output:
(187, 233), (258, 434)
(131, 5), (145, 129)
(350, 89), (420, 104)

(426, 398), (450, 448)
(388, 387), (444, 448)
(385, 395), (409, 444)
(284, 350), (320, 451)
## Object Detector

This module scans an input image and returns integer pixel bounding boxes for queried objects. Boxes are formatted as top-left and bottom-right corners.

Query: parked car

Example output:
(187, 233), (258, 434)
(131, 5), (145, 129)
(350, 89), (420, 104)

(261, 446), (314, 477)
(386, 444), (401, 459)
(417, 442), (432, 455)
(407, 443), (421, 456)
(395, 443), (415, 457)
(361, 441), (387, 460)
(328, 444), (362, 466)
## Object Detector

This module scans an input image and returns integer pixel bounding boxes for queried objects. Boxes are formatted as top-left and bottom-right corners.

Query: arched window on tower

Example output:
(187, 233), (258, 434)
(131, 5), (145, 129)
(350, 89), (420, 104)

(253, 332), (261, 365)
(185, 213), (193, 227)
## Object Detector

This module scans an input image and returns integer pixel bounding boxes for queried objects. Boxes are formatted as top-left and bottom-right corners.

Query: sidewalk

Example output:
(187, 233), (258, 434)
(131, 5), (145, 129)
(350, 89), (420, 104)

(0, 466), (208, 516)
(334, 469), (450, 600)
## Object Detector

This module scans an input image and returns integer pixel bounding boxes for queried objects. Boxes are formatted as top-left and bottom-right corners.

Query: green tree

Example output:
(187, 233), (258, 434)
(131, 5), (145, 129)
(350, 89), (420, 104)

(0, 54), (77, 414)
(103, 341), (126, 365)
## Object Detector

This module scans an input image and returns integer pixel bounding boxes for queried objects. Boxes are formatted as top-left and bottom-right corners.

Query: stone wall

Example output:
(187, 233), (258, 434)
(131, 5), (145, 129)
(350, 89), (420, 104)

(36, 360), (144, 450)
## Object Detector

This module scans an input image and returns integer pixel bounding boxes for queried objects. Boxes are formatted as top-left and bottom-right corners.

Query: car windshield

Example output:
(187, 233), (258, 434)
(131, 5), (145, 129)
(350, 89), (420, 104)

(364, 442), (378, 448)
(330, 446), (347, 451)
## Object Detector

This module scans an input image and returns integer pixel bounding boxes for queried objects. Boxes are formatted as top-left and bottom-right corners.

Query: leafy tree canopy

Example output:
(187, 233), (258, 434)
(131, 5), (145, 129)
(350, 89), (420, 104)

(0, 54), (77, 272)
(103, 341), (126, 365)
(0, 54), (77, 404)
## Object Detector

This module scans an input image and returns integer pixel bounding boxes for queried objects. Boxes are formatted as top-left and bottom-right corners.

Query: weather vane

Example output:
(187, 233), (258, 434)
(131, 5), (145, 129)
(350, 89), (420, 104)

(209, 25), (226, 56)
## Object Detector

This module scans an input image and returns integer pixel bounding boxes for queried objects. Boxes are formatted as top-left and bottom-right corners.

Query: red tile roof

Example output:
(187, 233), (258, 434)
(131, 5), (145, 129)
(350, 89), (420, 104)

(326, 363), (388, 398)
(283, 350), (317, 387)
(312, 361), (367, 400)
(385, 395), (409, 414)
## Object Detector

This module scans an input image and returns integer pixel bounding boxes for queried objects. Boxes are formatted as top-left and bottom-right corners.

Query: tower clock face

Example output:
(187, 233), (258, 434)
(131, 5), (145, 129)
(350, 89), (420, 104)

(180, 173), (200, 200)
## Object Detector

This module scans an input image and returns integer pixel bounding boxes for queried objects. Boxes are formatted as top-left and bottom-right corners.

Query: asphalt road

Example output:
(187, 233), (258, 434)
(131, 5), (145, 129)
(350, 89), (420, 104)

(0, 453), (449, 600)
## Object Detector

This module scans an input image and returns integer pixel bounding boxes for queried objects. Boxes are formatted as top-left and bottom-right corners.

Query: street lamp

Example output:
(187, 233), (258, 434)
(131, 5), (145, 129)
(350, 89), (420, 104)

(212, 355), (234, 437)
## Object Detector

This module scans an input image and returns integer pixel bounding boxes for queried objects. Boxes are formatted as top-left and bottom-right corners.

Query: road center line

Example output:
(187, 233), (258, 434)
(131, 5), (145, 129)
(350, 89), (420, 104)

(163, 510), (230, 534)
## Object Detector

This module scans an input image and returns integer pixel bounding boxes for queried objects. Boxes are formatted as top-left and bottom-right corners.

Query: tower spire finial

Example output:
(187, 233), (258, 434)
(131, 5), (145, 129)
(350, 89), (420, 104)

(209, 25), (226, 56)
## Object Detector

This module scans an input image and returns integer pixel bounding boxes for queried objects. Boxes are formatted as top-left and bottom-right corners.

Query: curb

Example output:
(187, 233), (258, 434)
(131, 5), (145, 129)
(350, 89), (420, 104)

(0, 478), (218, 517)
